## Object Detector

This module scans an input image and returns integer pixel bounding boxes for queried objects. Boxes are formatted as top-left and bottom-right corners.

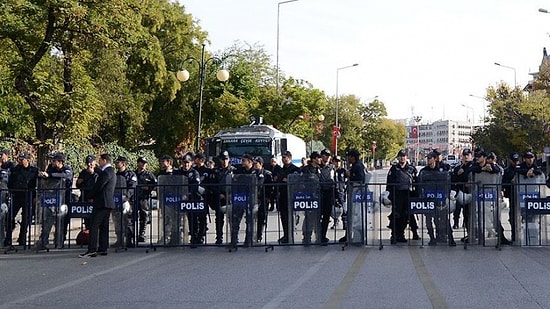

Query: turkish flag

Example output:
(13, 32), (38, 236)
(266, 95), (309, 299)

(410, 126), (418, 138)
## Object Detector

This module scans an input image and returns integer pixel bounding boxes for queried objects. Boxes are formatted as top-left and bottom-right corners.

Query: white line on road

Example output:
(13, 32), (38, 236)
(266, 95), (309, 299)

(0, 252), (163, 309)
(262, 251), (335, 309)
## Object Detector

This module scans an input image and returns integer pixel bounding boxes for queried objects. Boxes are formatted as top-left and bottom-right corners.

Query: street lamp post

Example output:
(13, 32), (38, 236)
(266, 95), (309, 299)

(334, 63), (358, 154)
(177, 44), (230, 151)
(494, 62), (517, 88)
(276, 0), (299, 94)
(413, 116), (422, 165)
(461, 104), (475, 126)
(469, 94), (487, 126)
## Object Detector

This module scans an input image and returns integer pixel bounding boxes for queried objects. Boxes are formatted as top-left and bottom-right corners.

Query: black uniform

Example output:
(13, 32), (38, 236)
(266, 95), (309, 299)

(450, 160), (474, 230)
(210, 164), (235, 244)
(502, 163), (519, 242)
(44, 163), (74, 247)
(7, 163), (38, 246)
(386, 162), (418, 243)
(115, 168), (137, 246)
(0, 160), (15, 246)
(191, 164), (211, 244)
(318, 161), (336, 243)
(231, 165), (258, 247)
(277, 162), (300, 243)
(135, 168), (157, 242)
(177, 167), (202, 245)
(255, 167), (272, 242)
(265, 162), (281, 211)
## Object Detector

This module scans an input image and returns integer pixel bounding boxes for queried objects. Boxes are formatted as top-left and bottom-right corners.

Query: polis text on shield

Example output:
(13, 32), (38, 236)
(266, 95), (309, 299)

(180, 201), (205, 212)
(293, 200), (319, 210)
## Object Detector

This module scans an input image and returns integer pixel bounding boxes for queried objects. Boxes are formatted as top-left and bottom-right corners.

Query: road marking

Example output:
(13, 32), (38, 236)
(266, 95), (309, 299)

(262, 251), (335, 309)
(0, 252), (163, 309)
(409, 247), (449, 309)
(324, 248), (369, 309)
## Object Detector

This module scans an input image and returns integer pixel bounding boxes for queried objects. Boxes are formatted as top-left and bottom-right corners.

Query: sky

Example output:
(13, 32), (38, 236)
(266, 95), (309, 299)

(181, 0), (550, 124)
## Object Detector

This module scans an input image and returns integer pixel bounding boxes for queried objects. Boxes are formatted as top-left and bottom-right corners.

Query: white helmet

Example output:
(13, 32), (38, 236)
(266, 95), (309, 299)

(380, 191), (392, 208)
(499, 198), (508, 209)
(0, 203), (7, 215)
(122, 201), (131, 214)
(59, 204), (68, 215)
(456, 190), (472, 205)
(449, 190), (457, 201)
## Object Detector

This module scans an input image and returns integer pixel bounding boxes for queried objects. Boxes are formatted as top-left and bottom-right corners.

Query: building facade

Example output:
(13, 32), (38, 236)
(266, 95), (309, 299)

(406, 119), (473, 164)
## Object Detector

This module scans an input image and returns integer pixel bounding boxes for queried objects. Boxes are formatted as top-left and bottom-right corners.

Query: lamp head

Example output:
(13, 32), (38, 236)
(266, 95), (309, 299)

(216, 69), (230, 82)
(176, 70), (190, 82)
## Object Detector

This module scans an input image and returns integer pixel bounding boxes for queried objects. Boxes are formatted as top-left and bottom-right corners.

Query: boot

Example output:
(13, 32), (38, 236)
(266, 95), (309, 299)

(448, 234), (456, 247)
(428, 231), (437, 246)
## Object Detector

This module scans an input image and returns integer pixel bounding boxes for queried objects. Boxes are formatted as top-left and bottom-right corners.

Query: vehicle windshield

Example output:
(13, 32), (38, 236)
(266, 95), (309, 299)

(221, 138), (272, 164)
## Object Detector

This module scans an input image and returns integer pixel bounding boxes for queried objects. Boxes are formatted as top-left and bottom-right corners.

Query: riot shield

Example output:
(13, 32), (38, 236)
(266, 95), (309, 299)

(288, 174), (320, 245)
(36, 178), (66, 250)
(227, 174), (257, 249)
(417, 170), (453, 246)
(472, 172), (502, 247)
(347, 183), (375, 246)
(515, 174), (546, 246)
(0, 170), (8, 247)
(157, 175), (188, 246)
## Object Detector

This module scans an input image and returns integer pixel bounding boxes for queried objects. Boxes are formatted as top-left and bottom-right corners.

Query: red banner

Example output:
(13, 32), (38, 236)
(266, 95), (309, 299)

(331, 126), (340, 153)
(410, 126), (418, 138)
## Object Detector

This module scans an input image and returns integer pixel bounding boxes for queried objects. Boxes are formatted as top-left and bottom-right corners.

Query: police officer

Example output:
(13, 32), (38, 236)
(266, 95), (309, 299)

(276, 151), (300, 244)
(178, 154), (202, 247)
(451, 148), (474, 232)
(265, 156), (281, 212)
(299, 151), (323, 244)
(38, 152), (73, 249)
(253, 156), (272, 242)
(0, 149), (15, 246)
(332, 156), (347, 229)
(501, 152), (519, 244)
(319, 149), (337, 244)
(76, 155), (100, 228)
(433, 149), (451, 172)
(339, 149), (366, 243)
(7, 153), (38, 247)
(157, 155), (179, 244)
(386, 149), (419, 244)
(192, 152), (212, 243)
(210, 151), (235, 245)
(419, 151), (456, 246)
(134, 157), (157, 243)
(230, 153), (258, 248)
(113, 156), (137, 247)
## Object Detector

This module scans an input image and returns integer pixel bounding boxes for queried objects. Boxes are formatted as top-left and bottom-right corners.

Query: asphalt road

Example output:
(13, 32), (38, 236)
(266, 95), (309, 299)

(1, 244), (550, 308)
(2, 167), (550, 308)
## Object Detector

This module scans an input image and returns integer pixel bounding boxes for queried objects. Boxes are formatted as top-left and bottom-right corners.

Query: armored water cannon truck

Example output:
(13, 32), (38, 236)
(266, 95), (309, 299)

(205, 116), (307, 166)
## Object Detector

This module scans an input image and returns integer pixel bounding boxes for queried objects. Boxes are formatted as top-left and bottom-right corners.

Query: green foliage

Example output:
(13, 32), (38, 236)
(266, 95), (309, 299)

(474, 83), (550, 157)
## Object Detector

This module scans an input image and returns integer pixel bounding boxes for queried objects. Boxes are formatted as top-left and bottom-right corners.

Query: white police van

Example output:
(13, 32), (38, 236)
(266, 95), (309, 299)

(205, 116), (307, 166)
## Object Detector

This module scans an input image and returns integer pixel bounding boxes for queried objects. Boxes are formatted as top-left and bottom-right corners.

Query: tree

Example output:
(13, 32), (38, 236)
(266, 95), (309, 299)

(0, 0), (151, 167)
(473, 83), (550, 157)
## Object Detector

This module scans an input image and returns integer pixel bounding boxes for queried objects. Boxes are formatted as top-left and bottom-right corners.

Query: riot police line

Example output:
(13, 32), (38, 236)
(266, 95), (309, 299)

(1, 173), (550, 253)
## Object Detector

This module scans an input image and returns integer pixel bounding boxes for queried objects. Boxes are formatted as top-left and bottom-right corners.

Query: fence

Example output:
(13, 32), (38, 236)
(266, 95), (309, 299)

(1, 173), (550, 253)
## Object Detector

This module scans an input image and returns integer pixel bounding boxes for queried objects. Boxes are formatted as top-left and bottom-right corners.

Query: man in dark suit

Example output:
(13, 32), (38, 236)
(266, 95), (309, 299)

(80, 153), (116, 257)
